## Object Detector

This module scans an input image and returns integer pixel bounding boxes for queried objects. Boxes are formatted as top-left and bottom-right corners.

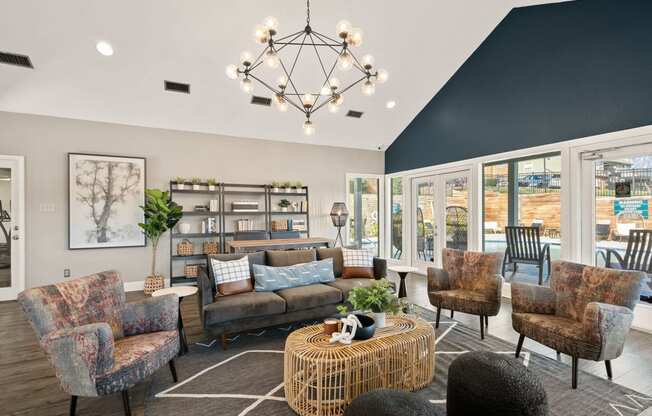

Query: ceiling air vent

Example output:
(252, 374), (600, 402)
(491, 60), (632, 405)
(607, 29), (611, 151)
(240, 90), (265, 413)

(346, 110), (364, 118)
(0, 51), (33, 68)
(164, 80), (190, 94)
(251, 96), (272, 106)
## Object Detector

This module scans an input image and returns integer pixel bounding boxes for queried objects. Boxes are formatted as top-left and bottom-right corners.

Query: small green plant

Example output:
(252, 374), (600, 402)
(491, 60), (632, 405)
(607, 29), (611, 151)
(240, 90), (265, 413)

(191, 177), (202, 185)
(207, 178), (217, 186)
(293, 180), (303, 188)
(173, 176), (185, 184)
(271, 181), (281, 188)
(336, 279), (400, 314)
(278, 199), (291, 208)
(282, 181), (292, 188)
(138, 189), (182, 277)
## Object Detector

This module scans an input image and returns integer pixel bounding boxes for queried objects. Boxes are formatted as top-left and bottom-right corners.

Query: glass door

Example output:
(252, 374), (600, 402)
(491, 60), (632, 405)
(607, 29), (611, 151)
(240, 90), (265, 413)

(412, 176), (436, 267)
(346, 175), (383, 256)
(0, 156), (24, 301)
(580, 144), (652, 300)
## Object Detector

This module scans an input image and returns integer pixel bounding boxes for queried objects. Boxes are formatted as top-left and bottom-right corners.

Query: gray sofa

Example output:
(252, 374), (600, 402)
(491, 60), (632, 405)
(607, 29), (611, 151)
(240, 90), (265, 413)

(197, 247), (387, 348)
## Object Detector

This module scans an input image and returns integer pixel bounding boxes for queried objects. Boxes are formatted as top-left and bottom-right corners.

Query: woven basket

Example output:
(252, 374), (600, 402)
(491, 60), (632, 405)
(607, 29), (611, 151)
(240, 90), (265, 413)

(177, 239), (194, 256)
(184, 264), (200, 278)
(203, 240), (219, 255)
(144, 275), (164, 295)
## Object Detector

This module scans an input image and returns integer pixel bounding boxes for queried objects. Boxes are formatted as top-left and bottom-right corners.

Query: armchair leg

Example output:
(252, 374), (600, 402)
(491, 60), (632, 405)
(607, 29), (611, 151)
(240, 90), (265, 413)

(605, 360), (613, 380)
(538, 264), (544, 286)
(435, 307), (441, 329)
(556, 351), (561, 360)
(450, 310), (454, 319)
(169, 359), (178, 383)
(515, 334), (525, 358)
(485, 315), (489, 329)
(572, 357), (579, 389)
(69, 395), (77, 416)
(501, 252), (508, 276)
(479, 315), (485, 340)
(221, 334), (228, 350)
(122, 390), (132, 416)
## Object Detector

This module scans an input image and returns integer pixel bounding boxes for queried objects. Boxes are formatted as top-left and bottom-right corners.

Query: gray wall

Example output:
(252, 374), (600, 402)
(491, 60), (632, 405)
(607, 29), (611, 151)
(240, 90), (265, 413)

(385, 0), (652, 173)
(0, 111), (383, 287)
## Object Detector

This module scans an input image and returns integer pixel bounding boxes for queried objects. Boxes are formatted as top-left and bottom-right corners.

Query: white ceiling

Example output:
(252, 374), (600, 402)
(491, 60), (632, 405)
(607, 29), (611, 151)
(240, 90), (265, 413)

(0, 0), (565, 151)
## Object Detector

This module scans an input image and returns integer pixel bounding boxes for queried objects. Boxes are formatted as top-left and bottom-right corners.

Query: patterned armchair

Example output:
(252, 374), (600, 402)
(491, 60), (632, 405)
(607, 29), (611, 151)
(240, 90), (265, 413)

(512, 260), (643, 389)
(428, 248), (503, 340)
(18, 271), (180, 416)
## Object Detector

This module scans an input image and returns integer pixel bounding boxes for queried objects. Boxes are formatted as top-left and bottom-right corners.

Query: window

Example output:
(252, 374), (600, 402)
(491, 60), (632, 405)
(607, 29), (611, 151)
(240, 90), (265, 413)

(390, 177), (403, 259)
(347, 176), (381, 255)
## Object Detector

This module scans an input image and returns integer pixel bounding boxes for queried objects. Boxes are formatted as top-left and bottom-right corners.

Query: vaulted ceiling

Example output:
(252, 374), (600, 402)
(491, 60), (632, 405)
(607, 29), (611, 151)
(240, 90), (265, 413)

(0, 0), (565, 150)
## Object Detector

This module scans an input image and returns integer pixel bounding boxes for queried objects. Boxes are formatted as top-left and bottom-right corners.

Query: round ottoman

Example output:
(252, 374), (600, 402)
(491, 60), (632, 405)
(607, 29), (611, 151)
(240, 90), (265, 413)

(447, 351), (548, 416)
(344, 389), (442, 416)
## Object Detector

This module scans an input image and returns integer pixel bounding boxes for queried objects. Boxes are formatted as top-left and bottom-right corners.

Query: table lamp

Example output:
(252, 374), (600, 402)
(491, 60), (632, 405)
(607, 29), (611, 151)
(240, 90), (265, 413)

(330, 202), (348, 247)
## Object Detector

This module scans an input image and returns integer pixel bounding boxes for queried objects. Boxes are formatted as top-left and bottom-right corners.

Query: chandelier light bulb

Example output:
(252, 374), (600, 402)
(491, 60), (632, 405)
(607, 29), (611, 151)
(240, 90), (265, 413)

(302, 93), (316, 108)
(225, 64), (239, 80)
(361, 80), (376, 96)
(277, 75), (288, 89)
(337, 50), (353, 71)
(265, 49), (280, 68)
(275, 94), (289, 112)
(240, 77), (254, 93)
(240, 51), (253, 66)
(254, 24), (269, 44)
(361, 54), (375, 70)
(320, 85), (331, 96)
(329, 77), (340, 90)
(376, 68), (389, 84)
(303, 119), (316, 136)
(328, 100), (340, 113)
(263, 16), (279, 34)
(347, 28), (363, 47)
(336, 20), (352, 39)
(332, 93), (343, 106)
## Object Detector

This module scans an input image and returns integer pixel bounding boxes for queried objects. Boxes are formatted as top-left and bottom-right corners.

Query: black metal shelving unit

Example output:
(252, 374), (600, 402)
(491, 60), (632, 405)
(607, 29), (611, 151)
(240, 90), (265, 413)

(169, 181), (310, 286)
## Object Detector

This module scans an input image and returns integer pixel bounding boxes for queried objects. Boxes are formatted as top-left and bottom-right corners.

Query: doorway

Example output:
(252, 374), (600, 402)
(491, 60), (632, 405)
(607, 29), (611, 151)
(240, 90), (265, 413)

(0, 156), (25, 301)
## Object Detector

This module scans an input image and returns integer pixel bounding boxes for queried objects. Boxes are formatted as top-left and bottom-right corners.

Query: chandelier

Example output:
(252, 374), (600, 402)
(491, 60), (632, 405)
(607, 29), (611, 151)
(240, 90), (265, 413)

(225, 0), (388, 136)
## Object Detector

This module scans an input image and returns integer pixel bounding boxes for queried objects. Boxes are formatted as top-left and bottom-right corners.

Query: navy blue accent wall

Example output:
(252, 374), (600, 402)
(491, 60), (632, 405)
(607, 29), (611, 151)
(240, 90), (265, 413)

(385, 0), (652, 173)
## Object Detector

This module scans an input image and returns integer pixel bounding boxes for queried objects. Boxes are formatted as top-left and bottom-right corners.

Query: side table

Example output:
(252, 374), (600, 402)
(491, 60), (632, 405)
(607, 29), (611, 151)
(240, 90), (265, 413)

(388, 265), (419, 298)
(152, 285), (198, 355)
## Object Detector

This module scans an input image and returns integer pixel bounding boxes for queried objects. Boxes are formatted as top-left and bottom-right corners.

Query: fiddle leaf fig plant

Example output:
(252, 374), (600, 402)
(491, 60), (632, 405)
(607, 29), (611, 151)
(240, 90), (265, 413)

(337, 279), (400, 314)
(138, 189), (182, 277)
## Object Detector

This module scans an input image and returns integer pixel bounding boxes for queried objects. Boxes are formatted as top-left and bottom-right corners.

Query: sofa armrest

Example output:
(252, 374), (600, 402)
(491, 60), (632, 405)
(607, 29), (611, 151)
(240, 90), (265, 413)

(583, 302), (634, 360)
(197, 266), (214, 327)
(373, 257), (387, 280)
(511, 282), (556, 314)
(427, 267), (450, 292)
(122, 294), (178, 336)
(41, 323), (114, 396)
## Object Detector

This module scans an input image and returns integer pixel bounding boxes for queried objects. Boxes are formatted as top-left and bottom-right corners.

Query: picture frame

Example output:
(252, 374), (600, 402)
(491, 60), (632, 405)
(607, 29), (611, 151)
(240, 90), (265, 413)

(68, 153), (147, 249)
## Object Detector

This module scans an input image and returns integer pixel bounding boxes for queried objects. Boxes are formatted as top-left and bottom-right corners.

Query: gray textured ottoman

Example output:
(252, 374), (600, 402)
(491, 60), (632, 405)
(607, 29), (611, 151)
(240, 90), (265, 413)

(447, 351), (548, 416)
(344, 389), (441, 416)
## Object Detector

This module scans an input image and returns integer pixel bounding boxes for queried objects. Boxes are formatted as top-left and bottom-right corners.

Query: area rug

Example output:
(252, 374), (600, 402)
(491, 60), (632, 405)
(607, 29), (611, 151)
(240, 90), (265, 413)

(145, 307), (652, 416)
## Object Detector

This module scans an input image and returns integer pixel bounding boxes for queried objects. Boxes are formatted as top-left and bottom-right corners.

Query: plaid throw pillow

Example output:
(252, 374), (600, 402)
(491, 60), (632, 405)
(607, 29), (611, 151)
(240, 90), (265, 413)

(210, 255), (253, 296)
(342, 248), (374, 279)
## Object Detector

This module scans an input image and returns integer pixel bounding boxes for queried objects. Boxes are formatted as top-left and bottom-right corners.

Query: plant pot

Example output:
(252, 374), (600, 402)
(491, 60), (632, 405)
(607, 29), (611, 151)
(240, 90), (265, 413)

(353, 314), (376, 340)
(285, 187), (292, 193)
(371, 312), (386, 328)
(178, 222), (191, 234)
(176, 183), (185, 190)
(208, 185), (216, 191)
(192, 184), (201, 191)
(272, 187), (280, 193)
(281, 207), (288, 212)
(144, 275), (165, 296)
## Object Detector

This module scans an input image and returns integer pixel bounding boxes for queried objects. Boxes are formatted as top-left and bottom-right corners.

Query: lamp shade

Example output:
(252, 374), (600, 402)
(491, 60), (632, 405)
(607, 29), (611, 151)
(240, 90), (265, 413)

(330, 202), (349, 227)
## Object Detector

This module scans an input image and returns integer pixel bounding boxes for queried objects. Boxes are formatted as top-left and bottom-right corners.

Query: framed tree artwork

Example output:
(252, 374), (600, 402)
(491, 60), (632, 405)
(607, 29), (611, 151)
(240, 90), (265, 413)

(68, 153), (146, 249)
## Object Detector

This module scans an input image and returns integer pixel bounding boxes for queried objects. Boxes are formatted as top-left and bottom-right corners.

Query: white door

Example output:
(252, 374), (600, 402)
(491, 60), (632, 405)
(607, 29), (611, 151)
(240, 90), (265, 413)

(0, 156), (25, 301)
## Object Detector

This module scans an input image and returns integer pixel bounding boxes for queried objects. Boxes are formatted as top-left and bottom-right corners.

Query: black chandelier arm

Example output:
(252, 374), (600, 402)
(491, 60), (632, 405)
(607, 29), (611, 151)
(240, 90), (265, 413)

(274, 40), (341, 47)
(274, 30), (306, 43)
(247, 73), (306, 114)
(278, 32), (309, 108)
(310, 31), (344, 56)
(310, 30), (343, 46)
(307, 32), (335, 109)
(310, 74), (367, 114)
(274, 31), (307, 54)
(311, 31), (369, 76)
(246, 46), (271, 73)
(347, 49), (371, 76)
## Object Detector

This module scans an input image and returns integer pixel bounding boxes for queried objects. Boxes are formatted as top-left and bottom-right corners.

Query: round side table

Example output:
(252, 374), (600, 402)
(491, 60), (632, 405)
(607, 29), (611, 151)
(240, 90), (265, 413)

(388, 266), (419, 298)
(152, 286), (198, 355)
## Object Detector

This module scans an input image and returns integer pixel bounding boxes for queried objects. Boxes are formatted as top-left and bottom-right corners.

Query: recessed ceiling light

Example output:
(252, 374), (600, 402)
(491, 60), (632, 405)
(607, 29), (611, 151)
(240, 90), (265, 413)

(96, 41), (114, 56)
(386, 100), (396, 109)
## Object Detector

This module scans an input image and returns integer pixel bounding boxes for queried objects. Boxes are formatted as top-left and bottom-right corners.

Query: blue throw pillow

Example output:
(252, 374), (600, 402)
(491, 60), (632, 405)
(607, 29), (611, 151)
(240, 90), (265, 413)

(253, 258), (335, 292)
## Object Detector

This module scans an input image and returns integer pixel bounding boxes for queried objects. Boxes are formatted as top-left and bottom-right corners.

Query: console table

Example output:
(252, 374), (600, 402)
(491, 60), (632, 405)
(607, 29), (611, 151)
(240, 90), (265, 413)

(227, 237), (331, 253)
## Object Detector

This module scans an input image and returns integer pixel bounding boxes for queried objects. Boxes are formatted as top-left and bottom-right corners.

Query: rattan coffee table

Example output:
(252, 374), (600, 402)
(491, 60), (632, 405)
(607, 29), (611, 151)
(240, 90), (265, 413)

(284, 315), (435, 416)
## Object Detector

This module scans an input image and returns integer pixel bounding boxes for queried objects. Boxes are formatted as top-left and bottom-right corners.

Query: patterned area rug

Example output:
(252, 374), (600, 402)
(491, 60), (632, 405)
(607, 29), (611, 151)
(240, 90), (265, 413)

(145, 307), (652, 416)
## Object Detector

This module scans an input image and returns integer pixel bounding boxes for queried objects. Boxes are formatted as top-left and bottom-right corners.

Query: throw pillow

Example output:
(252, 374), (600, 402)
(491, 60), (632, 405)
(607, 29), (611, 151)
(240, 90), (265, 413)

(342, 248), (374, 279)
(253, 258), (335, 292)
(210, 255), (253, 296)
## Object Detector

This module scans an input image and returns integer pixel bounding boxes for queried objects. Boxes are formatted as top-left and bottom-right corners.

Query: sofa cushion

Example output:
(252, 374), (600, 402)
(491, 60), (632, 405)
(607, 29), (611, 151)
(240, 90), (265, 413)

(266, 249), (316, 267)
(253, 258), (335, 292)
(276, 284), (342, 312)
(317, 248), (344, 277)
(203, 292), (286, 325)
(207, 252), (265, 294)
(210, 256), (253, 296)
(342, 248), (374, 279)
(327, 278), (376, 300)
(429, 289), (500, 317)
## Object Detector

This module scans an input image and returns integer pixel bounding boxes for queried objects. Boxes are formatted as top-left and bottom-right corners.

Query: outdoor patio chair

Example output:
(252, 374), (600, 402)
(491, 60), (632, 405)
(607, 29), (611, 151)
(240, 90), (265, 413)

(446, 206), (468, 251)
(595, 220), (612, 241)
(597, 228), (652, 302)
(502, 226), (551, 285)
(484, 221), (500, 234)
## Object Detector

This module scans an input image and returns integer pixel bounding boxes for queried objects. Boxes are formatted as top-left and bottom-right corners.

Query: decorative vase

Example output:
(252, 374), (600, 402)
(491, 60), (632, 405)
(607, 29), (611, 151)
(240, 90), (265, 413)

(178, 222), (191, 234)
(144, 274), (164, 295)
(272, 187), (280, 193)
(353, 314), (376, 340)
(371, 312), (386, 328)
(281, 207), (288, 212)
(285, 187), (292, 193)
(208, 185), (216, 191)
(176, 183), (185, 190)
(192, 184), (200, 191)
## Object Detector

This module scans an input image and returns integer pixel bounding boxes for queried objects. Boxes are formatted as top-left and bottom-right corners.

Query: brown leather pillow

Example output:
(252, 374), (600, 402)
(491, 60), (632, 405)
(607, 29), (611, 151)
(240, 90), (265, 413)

(341, 248), (374, 279)
(210, 256), (253, 296)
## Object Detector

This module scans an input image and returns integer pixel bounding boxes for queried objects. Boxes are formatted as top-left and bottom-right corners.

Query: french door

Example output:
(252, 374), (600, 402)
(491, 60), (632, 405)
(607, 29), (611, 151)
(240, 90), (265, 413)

(411, 170), (470, 269)
(0, 156), (25, 301)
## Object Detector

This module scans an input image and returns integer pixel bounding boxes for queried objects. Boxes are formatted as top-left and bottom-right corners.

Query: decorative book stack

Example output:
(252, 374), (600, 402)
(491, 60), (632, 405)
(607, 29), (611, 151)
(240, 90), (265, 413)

(232, 201), (259, 212)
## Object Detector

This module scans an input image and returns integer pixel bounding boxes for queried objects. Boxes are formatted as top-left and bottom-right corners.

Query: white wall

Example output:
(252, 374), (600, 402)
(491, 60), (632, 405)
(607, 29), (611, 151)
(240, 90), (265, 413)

(0, 111), (384, 288)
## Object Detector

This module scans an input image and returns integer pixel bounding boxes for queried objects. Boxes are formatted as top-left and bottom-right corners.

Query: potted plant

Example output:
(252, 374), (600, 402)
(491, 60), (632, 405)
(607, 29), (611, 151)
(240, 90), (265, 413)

(207, 178), (218, 191)
(191, 177), (202, 191)
(173, 176), (185, 190)
(337, 279), (400, 328)
(271, 181), (281, 193)
(292, 180), (303, 193)
(283, 181), (292, 193)
(279, 199), (291, 212)
(138, 189), (183, 295)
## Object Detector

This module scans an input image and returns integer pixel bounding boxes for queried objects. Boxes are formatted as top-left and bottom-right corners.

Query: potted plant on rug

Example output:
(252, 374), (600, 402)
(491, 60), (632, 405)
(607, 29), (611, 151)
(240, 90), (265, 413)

(337, 279), (400, 328)
(292, 180), (303, 193)
(138, 189), (183, 295)
(191, 177), (202, 191)
(279, 199), (291, 212)
(173, 176), (185, 190)
(271, 181), (281, 193)
(283, 181), (292, 193)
